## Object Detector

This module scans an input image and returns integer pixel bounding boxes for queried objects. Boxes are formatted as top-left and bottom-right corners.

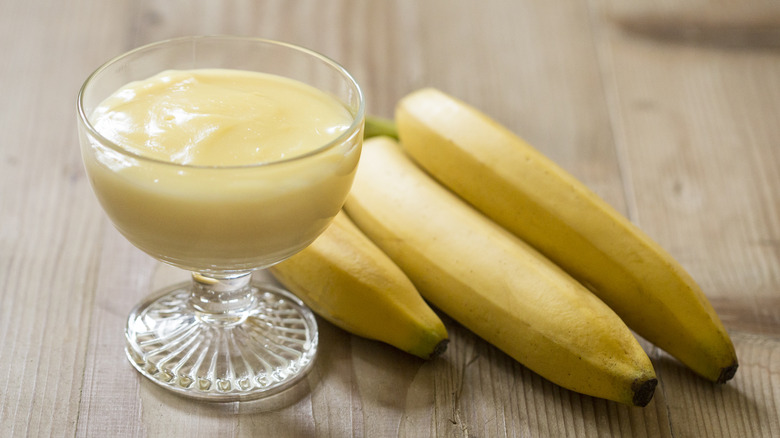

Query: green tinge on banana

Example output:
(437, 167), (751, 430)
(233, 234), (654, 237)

(364, 115), (399, 140)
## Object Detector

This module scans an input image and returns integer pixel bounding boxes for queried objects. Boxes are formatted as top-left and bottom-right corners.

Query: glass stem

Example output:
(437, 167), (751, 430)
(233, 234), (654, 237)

(190, 271), (256, 325)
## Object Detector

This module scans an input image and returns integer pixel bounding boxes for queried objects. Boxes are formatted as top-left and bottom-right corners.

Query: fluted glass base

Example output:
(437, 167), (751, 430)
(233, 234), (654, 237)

(125, 273), (318, 401)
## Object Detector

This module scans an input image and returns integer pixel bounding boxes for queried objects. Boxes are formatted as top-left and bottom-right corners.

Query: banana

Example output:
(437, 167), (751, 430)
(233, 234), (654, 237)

(270, 210), (448, 360)
(344, 136), (657, 406)
(395, 88), (738, 383)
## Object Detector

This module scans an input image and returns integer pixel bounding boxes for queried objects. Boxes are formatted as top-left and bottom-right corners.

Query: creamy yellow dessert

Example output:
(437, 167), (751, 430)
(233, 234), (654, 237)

(82, 69), (362, 271)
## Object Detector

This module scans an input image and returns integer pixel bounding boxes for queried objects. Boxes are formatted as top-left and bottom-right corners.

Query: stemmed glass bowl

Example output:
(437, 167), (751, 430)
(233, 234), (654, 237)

(77, 36), (364, 401)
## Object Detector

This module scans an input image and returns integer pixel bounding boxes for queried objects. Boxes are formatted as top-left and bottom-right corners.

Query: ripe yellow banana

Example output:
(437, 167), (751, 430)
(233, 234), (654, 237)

(270, 211), (448, 360)
(344, 136), (657, 406)
(395, 88), (738, 383)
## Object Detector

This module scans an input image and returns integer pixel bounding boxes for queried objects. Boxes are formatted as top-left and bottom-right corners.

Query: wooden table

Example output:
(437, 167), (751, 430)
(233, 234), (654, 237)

(2, 0), (778, 436)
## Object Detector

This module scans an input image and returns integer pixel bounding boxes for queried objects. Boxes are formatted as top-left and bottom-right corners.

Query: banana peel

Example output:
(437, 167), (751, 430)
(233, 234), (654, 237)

(270, 211), (448, 360)
(345, 137), (658, 406)
(394, 88), (737, 383)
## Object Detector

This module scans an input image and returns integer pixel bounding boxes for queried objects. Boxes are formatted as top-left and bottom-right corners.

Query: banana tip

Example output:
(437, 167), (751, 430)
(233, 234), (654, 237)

(632, 378), (658, 407)
(428, 339), (449, 360)
(717, 362), (739, 384)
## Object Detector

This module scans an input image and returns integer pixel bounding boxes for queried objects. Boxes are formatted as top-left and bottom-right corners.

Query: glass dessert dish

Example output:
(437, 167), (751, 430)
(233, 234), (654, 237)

(77, 36), (364, 401)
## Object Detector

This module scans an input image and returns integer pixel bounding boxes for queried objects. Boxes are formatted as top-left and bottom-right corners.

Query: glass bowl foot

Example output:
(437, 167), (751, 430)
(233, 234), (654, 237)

(125, 280), (318, 401)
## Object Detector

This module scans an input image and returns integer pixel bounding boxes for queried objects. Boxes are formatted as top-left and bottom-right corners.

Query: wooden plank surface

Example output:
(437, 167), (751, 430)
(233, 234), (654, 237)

(1, 0), (778, 436)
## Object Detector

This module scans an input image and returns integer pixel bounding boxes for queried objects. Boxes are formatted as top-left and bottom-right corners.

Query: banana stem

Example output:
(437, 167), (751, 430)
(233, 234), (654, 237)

(364, 115), (399, 140)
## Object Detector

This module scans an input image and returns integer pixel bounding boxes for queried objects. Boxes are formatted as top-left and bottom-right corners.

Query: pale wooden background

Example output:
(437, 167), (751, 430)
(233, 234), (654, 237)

(1, 0), (779, 436)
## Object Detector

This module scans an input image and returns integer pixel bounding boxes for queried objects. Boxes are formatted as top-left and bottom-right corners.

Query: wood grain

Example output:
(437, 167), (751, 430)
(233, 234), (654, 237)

(592, 0), (780, 329)
(1, 0), (778, 436)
